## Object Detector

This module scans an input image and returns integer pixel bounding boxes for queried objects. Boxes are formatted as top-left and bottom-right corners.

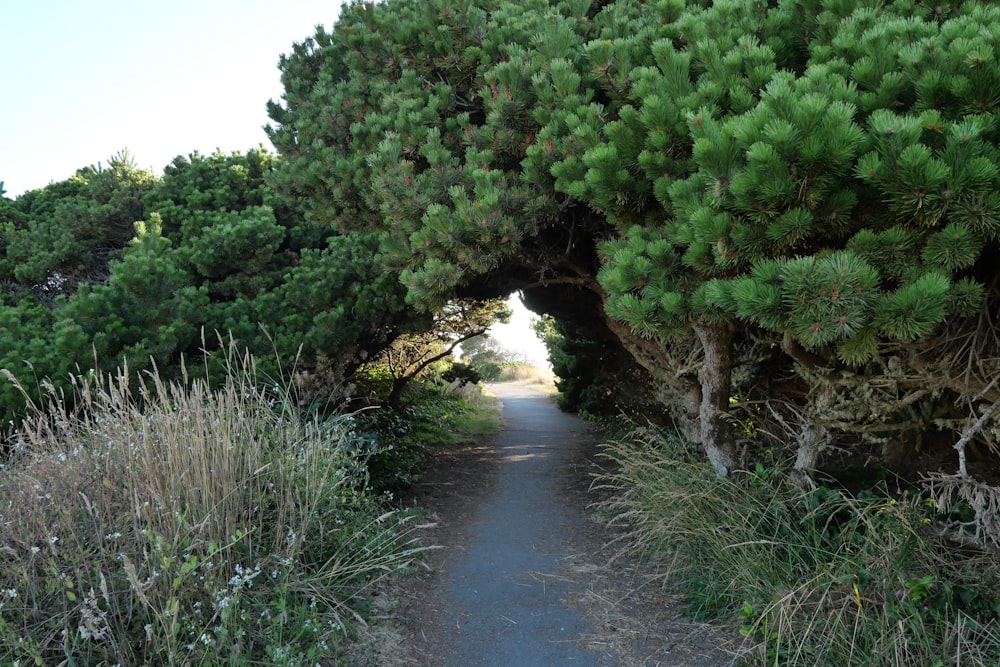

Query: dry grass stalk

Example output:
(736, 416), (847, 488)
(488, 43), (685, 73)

(0, 346), (431, 665)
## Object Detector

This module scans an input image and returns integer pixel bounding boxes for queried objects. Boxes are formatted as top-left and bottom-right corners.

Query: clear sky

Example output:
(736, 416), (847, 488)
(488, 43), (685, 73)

(1, 0), (339, 198)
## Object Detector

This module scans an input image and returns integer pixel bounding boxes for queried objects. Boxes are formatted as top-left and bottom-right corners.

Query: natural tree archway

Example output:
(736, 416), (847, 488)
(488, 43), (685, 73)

(266, 0), (1000, 477)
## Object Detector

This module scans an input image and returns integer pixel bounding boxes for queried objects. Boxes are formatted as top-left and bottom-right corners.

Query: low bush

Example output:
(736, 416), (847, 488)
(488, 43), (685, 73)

(475, 361), (503, 382)
(0, 349), (427, 666)
(439, 361), (481, 386)
(597, 425), (1000, 667)
(358, 381), (502, 495)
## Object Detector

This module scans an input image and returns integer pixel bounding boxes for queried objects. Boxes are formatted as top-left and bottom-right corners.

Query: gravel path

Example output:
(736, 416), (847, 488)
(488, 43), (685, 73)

(432, 383), (601, 665)
(352, 384), (740, 666)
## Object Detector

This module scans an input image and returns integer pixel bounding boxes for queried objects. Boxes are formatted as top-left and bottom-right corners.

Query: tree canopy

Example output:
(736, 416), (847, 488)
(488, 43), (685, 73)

(4, 0), (1000, 483)
(266, 0), (1000, 478)
(2, 150), (431, 430)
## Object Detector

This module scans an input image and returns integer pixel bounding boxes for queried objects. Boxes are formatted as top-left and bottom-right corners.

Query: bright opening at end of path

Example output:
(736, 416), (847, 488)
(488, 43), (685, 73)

(486, 294), (551, 370)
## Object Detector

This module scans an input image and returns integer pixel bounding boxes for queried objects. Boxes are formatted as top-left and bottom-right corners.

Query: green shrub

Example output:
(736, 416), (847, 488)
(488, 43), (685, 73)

(357, 381), (502, 495)
(597, 425), (1000, 667)
(440, 361), (481, 386)
(0, 349), (427, 666)
(475, 360), (503, 382)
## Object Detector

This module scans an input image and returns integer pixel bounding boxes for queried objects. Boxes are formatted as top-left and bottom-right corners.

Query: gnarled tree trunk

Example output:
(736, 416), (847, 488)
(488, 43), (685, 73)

(694, 320), (737, 477)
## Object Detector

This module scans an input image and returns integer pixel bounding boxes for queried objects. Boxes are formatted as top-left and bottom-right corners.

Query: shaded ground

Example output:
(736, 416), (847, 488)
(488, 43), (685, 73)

(350, 384), (742, 666)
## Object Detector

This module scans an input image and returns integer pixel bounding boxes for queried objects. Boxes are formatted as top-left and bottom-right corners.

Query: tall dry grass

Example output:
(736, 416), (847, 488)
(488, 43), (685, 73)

(596, 424), (1000, 666)
(0, 348), (429, 665)
(493, 362), (556, 392)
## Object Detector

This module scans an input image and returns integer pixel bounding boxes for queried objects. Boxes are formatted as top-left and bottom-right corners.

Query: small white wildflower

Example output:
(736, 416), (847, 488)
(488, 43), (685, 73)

(5, 588), (16, 599)
(49, 536), (58, 544)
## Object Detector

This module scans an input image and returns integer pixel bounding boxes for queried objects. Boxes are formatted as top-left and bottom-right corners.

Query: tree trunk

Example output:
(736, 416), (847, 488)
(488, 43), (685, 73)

(682, 378), (702, 446)
(791, 383), (835, 489)
(518, 281), (736, 472)
(387, 376), (409, 410)
(694, 320), (737, 477)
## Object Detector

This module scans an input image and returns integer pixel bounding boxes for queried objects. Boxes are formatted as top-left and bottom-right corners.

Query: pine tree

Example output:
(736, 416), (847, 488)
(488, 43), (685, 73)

(589, 1), (999, 473)
(263, 0), (1000, 476)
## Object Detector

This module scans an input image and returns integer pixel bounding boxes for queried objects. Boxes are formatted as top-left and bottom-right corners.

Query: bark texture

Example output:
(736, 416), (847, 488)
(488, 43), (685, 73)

(694, 321), (737, 477)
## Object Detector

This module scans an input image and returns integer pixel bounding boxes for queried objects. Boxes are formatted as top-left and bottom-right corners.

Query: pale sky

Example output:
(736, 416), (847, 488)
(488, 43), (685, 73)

(489, 295), (551, 369)
(1, 2), (550, 366)
(1, 0), (339, 198)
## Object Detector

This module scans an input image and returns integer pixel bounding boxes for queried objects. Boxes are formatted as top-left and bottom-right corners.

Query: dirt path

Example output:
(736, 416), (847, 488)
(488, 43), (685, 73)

(354, 384), (740, 666)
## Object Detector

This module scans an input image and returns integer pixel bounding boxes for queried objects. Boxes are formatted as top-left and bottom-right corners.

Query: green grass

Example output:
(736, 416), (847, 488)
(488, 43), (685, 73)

(595, 424), (1000, 667)
(0, 349), (429, 666)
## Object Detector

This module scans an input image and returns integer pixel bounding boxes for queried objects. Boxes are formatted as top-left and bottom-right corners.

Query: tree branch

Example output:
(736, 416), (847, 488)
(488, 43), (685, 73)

(954, 396), (1000, 477)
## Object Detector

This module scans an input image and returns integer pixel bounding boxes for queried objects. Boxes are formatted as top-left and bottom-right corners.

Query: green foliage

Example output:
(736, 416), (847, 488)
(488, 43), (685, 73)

(349, 298), (508, 407)
(3, 151), (156, 290)
(355, 382), (501, 494)
(1, 148), (419, 432)
(476, 360), (503, 381)
(459, 332), (528, 379)
(60, 218), (210, 373)
(533, 314), (660, 418)
(585, 1), (999, 361)
(441, 361), (482, 386)
(0, 294), (65, 429)
(262, 0), (1000, 487)
(267, 0), (602, 309)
